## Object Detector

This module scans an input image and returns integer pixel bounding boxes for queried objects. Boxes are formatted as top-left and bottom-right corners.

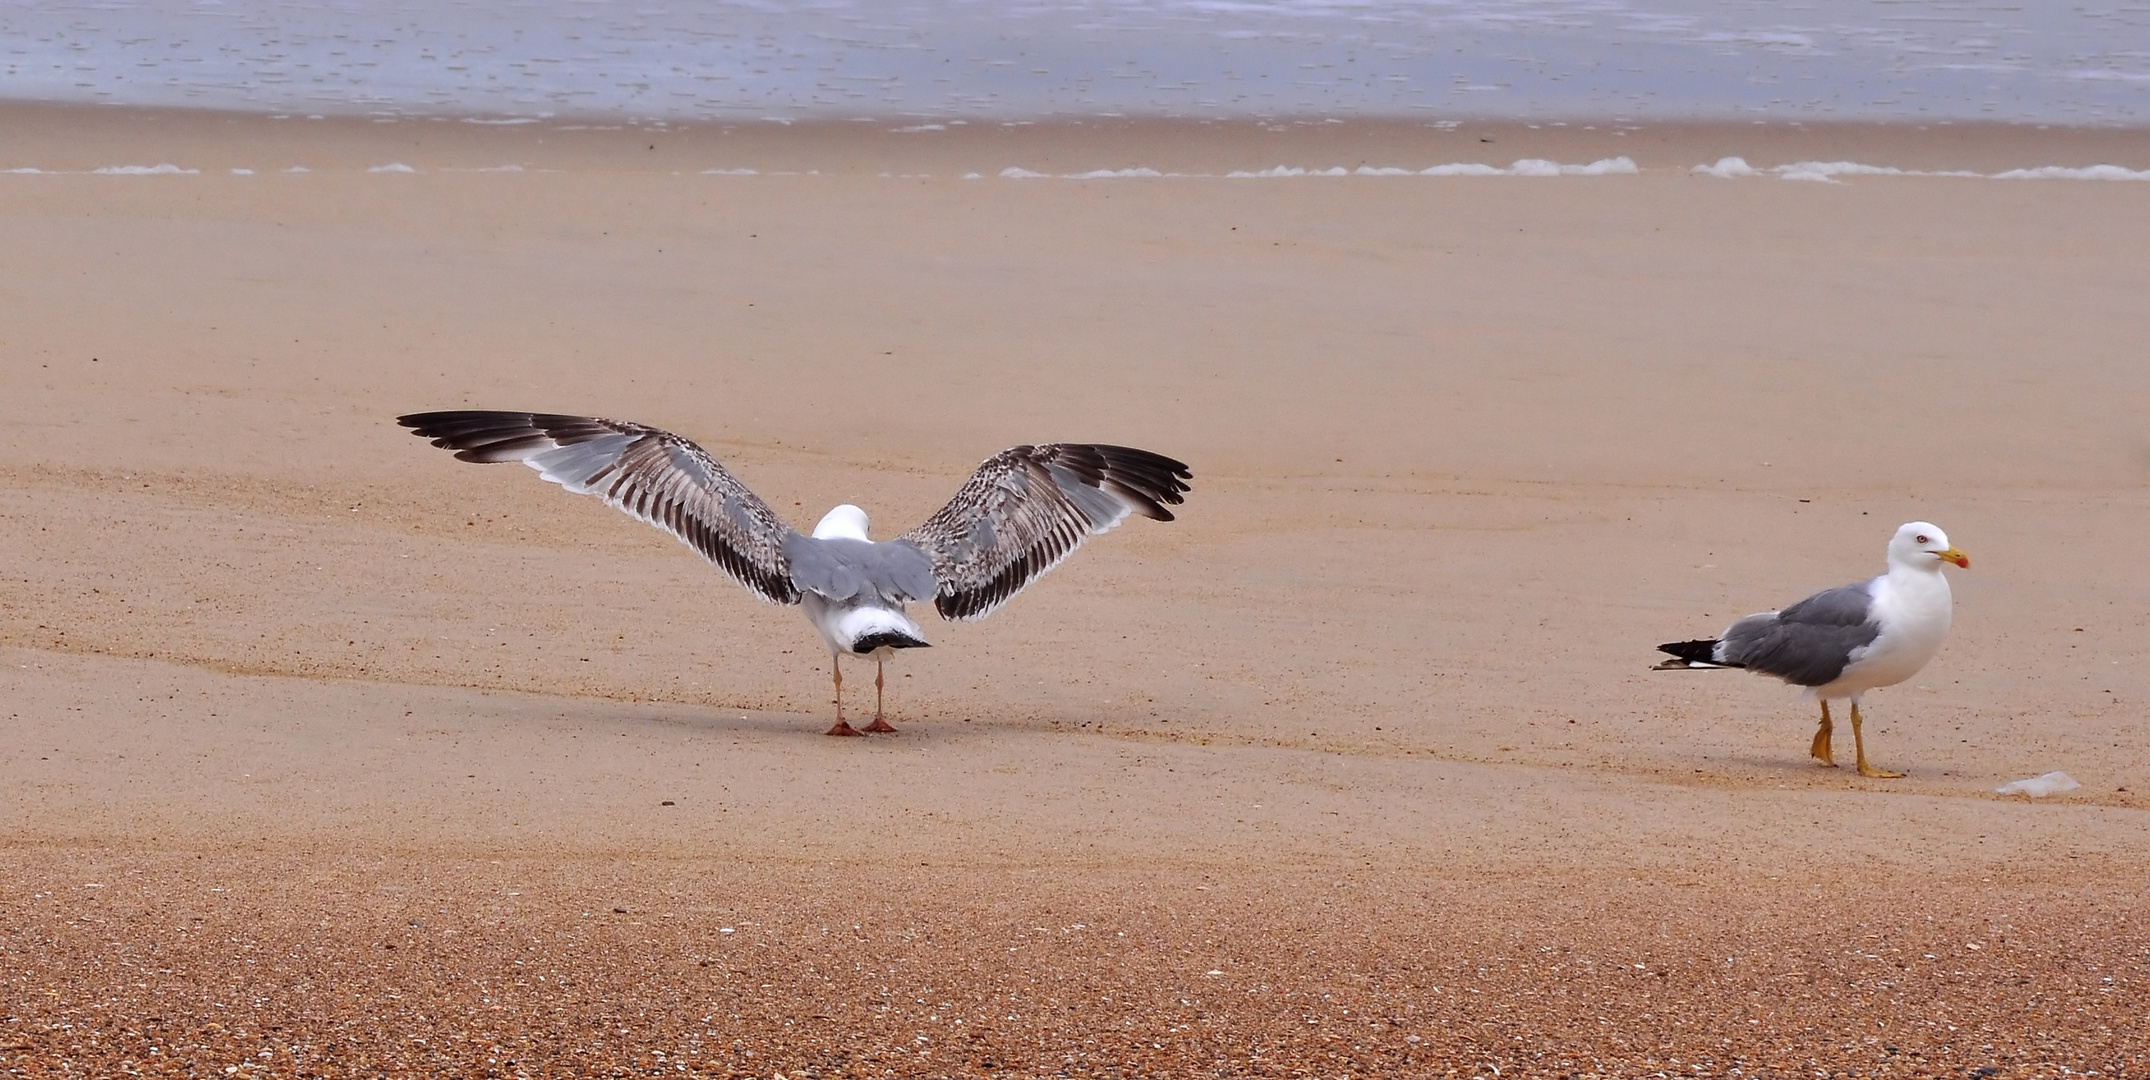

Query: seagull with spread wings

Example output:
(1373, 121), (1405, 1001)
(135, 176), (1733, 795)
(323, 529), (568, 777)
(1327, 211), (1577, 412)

(397, 411), (1192, 735)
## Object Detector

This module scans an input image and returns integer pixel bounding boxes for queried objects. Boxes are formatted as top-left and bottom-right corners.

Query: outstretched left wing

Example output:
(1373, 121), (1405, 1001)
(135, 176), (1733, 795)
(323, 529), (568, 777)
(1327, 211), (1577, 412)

(900, 443), (1191, 622)
(397, 410), (801, 605)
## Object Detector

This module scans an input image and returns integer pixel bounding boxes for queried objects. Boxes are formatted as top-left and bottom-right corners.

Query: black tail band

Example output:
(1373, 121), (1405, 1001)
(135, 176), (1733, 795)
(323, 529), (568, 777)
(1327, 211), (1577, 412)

(1657, 639), (1735, 666)
(853, 631), (931, 653)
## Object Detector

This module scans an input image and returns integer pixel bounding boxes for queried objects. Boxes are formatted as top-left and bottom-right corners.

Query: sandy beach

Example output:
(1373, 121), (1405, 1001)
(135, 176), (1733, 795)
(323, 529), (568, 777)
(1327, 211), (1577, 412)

(3, 105), (2147, 1075)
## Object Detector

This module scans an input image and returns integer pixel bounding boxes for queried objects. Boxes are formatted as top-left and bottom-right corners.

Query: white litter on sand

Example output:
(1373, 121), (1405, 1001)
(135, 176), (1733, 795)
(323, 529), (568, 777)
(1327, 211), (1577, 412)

(1994, 771), (2080, 798)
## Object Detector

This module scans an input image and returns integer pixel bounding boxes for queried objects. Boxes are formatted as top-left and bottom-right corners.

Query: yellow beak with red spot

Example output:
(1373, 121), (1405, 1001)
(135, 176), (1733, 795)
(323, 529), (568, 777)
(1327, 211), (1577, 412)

(1937, 547), (1969, 568)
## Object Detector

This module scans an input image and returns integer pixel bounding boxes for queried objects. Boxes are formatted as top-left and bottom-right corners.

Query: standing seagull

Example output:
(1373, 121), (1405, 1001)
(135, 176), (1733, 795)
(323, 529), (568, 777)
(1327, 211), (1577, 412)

(1655, 521), (1969, 778)
(397, 411), (1191, 736)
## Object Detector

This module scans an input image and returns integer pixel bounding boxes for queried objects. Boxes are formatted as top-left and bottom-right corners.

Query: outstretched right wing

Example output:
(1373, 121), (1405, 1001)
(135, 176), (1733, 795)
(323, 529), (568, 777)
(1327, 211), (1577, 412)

(397, 410), (801, 605)
(901, 443), (1191, 622)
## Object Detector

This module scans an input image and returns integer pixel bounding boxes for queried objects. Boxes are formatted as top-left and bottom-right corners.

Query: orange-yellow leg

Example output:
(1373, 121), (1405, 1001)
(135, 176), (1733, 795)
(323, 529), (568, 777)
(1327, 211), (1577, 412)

(863, 660), (897, 733)
(1809, 700), (1835, 766)
(1850, 701), (1902, 778)
(826, 656), (863, 737)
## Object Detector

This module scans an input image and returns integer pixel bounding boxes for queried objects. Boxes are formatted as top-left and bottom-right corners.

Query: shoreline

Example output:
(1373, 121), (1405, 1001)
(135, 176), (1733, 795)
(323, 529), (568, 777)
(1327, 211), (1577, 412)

(6, 101), (2150, 177)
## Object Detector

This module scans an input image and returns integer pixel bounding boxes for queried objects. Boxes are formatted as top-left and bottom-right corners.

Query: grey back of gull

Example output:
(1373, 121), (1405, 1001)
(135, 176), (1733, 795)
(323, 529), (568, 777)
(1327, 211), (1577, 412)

(1720, 583), (1884, 687)
(782, 533), (938, 605)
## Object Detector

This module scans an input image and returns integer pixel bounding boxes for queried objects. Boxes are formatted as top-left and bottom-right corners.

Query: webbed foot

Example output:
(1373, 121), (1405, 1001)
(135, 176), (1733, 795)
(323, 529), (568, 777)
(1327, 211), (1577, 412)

(1809, 701), (1836, 766)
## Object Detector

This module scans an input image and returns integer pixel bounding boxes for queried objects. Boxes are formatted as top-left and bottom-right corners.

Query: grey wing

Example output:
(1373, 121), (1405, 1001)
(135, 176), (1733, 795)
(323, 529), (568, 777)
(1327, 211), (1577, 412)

(397, 410), (801, 605)
(1719, 581), (1881, 686)
(900, 443), (1192, 621)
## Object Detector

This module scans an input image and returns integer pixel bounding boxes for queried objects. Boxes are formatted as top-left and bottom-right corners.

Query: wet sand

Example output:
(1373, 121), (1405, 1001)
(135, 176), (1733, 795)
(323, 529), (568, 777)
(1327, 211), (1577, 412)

(3, 106), (2147, 1075)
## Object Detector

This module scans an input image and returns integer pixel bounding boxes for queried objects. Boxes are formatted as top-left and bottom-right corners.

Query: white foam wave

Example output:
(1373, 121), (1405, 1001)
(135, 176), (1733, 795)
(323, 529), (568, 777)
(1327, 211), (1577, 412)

(702, 168), (759, 175)
(368, 162), (417, 173)
(989, 159), (1641, 180)
(230, 168), (255, 175)
(1692, 156), (1760, 179)
(4, 167), (45, 174)
(1419, 163), (1506, 176)
(461, 117), (543, 125)
(1778, 160), (1918, 183)
(1230, 157), (1634, 178)
(1991, 164), (2150, 181)
(1227, 166), (1348, 177)
(93, 164), (198, 175)
(1523, 156), (1639, 176)
(1567, 157), (1641, 176)
(1694, 158), (2144, 183)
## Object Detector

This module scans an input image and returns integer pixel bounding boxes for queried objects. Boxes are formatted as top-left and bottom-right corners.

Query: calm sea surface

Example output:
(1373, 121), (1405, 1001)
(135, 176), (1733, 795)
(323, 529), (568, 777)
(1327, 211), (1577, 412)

(4, 1), (2146, 125)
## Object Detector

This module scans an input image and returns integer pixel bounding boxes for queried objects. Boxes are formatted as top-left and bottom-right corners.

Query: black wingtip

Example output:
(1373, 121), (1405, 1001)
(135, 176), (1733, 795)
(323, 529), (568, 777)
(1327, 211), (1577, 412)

(1085, 444), (1192, 521)
(397, 410), (523, 463)
(397, 409), (513, 431)
(397, 410), (644, 464)
(397, 411), (446, 435)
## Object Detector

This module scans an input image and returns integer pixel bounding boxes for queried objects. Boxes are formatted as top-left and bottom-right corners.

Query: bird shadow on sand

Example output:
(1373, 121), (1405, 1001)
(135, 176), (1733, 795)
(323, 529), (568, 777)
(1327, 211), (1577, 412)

(523, 692), (1010, 746)
(1635, 753), (1984, 796)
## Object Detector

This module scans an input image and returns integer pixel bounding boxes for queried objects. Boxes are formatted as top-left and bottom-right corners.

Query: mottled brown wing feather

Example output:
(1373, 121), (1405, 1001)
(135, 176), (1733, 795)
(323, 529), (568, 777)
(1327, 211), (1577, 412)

(396, 410), (800, 605)
(900, 443), (1191, 621)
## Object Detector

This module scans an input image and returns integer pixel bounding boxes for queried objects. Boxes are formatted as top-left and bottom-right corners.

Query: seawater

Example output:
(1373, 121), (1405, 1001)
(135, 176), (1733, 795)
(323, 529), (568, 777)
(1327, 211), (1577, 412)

(3, 0), (2146, 125)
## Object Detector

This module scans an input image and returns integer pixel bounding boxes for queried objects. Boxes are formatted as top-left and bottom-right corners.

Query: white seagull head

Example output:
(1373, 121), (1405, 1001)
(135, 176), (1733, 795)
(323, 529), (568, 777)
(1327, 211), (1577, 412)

(1887, 521), (1969, 571)
(812, 503), (872, 541)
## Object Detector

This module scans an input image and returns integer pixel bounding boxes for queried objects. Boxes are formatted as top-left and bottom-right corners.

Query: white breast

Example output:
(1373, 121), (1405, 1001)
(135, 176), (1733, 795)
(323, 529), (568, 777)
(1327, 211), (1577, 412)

(1823, 568), (1953, 698)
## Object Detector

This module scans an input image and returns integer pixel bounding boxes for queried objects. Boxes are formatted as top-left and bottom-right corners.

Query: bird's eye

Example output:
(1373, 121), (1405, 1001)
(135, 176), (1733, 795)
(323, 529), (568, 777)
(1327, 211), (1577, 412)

(1915, 535), (1929, 544)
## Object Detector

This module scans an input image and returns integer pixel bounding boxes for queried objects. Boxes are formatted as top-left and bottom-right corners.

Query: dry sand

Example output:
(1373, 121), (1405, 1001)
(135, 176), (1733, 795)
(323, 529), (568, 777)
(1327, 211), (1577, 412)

(3, 106), (2148, 1076)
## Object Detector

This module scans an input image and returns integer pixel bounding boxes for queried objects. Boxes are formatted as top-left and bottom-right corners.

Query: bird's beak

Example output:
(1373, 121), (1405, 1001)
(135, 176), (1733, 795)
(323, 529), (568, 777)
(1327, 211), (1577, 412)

(1936, 547), (1969, 568)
